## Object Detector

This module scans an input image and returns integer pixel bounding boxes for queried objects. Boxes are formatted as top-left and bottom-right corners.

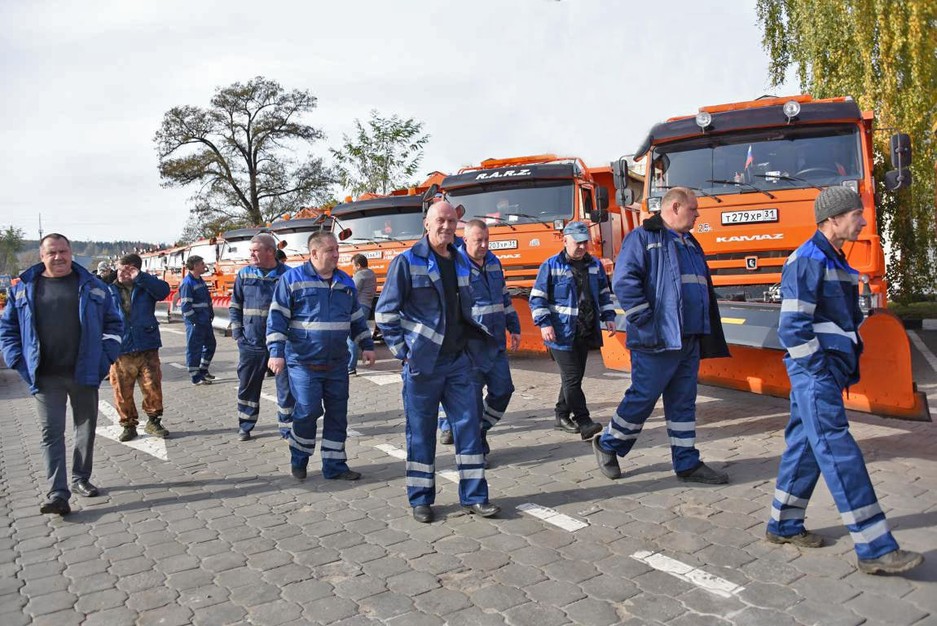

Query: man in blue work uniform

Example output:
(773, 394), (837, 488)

(108, 253), (172, 442)
(1, 234), (123, 515)
(765, 186), (923, 575)
(592, 187), (730, 483)
(230, 233), (294, 441)
(178, 255), (216, 385)
(530, 221), (617, 441)
(438, 219), (521, 464)
(267, 231), (375, 481)
(376, 201), (501, 524)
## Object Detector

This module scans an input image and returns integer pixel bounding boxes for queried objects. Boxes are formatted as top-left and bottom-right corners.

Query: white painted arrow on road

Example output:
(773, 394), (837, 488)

(96, 400), (169, 461)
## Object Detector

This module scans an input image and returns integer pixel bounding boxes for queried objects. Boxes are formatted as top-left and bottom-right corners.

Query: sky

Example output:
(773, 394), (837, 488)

(0, 0), (795, 244)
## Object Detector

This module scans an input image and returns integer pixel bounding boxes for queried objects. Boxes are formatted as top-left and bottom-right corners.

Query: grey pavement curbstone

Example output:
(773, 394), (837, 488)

(503, 601), (571, 626)
(245, 598), (304, 625)
(126, 586), (180, 612)
(845, 590), (929, 625)
(191, 602), (248, 626)
(23, 589), (78, 617)
(137, 603), (195, 626)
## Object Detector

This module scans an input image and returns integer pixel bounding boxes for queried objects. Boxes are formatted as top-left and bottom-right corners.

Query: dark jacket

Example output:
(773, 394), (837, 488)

(613, 213), (729, 358)
(109, 272), (171, 355)
(1, 262), (123, 393)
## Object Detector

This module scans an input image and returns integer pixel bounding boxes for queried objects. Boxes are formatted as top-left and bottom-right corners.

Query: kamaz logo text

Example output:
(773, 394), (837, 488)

(715, 234), (784, 243)
(475, 169), (531, 180)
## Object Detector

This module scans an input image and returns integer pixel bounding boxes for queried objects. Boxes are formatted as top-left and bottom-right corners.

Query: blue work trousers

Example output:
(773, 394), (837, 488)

(439, 349), (514, 434)
(346, 305), (371, 372)
(236, 343), (294, 437)
(34, 375), (98, 501)
(598, 338), (702, 473)
(767, 362), (898, 560)
(287, 363), (352, 478)
(184, 321), (216, 383)
(402, 351), (488, 507)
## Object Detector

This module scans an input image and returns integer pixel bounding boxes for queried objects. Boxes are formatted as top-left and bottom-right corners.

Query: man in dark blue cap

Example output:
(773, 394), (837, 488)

(530, 221), (617, 440)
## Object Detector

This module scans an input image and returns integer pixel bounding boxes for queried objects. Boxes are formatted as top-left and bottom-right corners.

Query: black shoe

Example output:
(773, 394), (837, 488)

(237, 430), (251, 441)
(554, 415), (580, 434)
(857, 549), (924, 575)
(463, 502), (501, 518)
(578, 420), (603, 441)
(677, 462), (729, 485)
(72, 480), (100, 498)
(481, 429), (490, 456)
(291, 466), (307, 481)
(118, 426), (137, 442)
(592, 435), (621, 480)
(413, 505), (434, 523)
(193, 378), (212, 386)
(202, 372), (216, 381)
(348, 369), (357, 376)
(39, 498), (70, 516)
(439, 430), (453, 445)
(327, 470), (361, 481)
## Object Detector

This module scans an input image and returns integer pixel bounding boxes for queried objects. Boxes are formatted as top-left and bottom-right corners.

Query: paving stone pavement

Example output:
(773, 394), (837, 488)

(1, 325), (935, 625)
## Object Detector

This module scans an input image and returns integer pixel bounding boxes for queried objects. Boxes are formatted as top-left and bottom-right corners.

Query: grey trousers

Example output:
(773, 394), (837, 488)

(34, 375), (99, 500)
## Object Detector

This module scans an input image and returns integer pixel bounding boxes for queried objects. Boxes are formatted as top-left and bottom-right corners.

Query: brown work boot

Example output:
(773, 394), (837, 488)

(118, 426), (137, 442)
(144, 418), (169, 438)
(765, 529), (824, 548)
(857, 549), (924, 575)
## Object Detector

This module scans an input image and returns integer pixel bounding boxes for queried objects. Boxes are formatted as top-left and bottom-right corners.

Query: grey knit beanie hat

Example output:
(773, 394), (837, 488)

(815, 186), (862, 223)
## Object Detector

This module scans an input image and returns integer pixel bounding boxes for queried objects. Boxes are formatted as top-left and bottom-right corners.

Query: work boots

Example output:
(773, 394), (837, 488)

(145, 417), (169, 438)
(118, 426), (137, 442)
(554, 415), (580, 433)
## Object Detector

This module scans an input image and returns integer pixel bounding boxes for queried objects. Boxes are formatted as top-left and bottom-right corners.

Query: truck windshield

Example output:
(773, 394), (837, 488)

(218, 240), (254, 263)
(648, 125), (862, 198)
(338, 208), (425, 242)
(448, 182), (575, 224)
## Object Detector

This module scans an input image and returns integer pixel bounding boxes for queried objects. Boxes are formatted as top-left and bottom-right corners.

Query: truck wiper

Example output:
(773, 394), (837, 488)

(373, 234), (404, 243)
(706, 179), (775, 199)
(473, 215), (517, 231)
(657, 185), (723, 203)
(344, 237), (379, 245)
(752, 173), (823, 192)
(504, 212), (554, 226)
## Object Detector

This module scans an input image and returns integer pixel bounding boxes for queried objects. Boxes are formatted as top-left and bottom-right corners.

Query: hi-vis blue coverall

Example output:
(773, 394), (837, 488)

(178, 273), (216, 384)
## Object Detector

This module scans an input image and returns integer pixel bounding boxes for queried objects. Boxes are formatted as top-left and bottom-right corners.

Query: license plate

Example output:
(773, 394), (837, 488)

(489, 240), (518, 250)
(721, 209), (778, 225)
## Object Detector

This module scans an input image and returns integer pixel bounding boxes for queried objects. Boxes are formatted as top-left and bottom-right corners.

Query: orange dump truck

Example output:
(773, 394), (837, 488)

(439, 155), (614, 353)
(602, 94), (928, 420)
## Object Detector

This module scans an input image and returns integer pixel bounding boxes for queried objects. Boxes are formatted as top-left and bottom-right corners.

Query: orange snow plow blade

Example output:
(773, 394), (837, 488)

(601, 306), (930, 422)
(511, 297), (550, 356)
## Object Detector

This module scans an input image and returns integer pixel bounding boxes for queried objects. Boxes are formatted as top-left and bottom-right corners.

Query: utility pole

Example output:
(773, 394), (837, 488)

(38, 213), (43, 240)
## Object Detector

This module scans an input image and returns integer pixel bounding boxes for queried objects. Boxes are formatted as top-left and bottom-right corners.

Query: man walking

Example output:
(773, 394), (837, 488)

(438, 220), (521, 463)
(267, 232), (375, 481)
(1, 234), (123, 515)
(592, 188), (730, 483)
(178, 255), (216, 385)
(765, 186), (923, 575)
(376, 201), (501, 523)
(230, 234), (294, 441)
(346, 254), (376, 376)
(530, 221), (617, 441)
(108, 253), (171, 442)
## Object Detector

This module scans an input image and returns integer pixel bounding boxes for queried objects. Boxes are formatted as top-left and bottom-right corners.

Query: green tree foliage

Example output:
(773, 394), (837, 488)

(154, 76), (333, 232)
(0, 226), (25, 275)
(756, 0), (937, 300)
(330, 111), (430, 197)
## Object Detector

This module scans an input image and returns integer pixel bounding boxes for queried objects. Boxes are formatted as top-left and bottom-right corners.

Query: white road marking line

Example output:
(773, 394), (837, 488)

(375, 444), (407, 460)
(160, 327), (186, 335)
(255, 393), (363, 437)
(631, 550), (744, 599)
(169, 363), (186, 370)
(517, 503), (588, 532)
(437, 469), (459, 484)
(97, 401), (168, 461)
(909, 330), (937, 376)
(363, 374), (402, 386)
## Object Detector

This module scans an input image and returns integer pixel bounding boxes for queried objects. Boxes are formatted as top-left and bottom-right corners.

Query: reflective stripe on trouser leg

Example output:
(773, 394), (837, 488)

(402, 363), (441, 506)
(275, 368), (295, 437)
(662, 339), (702, 473)
(184, 322), (203, 382)
(776, 364), (898, 560)
(442, 352), (488, 506)
(600, 347), (680, 458)
(319, 366), (351, 478)
(286, 365), (324, 468)
(198, 326), (216, 373)
(236, 344), (267, 429)
(479, 350), (514, 432)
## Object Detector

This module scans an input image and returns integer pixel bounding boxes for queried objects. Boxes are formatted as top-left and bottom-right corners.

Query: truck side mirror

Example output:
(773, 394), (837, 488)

(611, 158), (629, 191)
(616, 188), (635, 206)
(338, 228), (353, 241)
(595, 186), (609, 211)
(589, 208), (609, 223)
(884, 169), (912, 191)
(890, 133), (912, 168)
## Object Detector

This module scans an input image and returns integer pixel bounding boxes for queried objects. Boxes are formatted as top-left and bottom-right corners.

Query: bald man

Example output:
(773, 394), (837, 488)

(376, 201), (500, 524)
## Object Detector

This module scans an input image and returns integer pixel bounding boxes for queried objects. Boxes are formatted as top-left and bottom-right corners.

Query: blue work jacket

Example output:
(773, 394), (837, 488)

(178, 273), (213, 326)
(1, 263), (123, 393)
(613, 214), (729, 358)
(230, 263), (290, 348)
(108, 272), (170, 355)
(779, 230), (864, 387)
(529, 251), (616, 351)
(266, 262), (373, 366)
(461, 248), (521, 358)
(375, 236), (491, 375)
